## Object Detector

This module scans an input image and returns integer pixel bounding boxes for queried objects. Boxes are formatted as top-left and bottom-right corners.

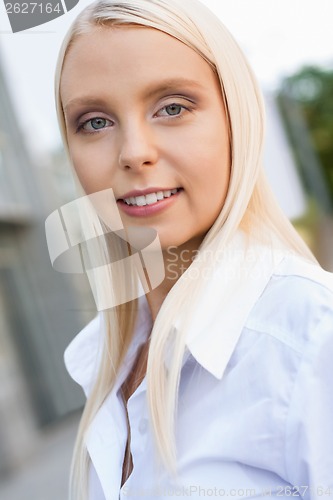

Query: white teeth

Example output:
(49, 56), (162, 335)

(135, 195), (147, 206)
(145, 193), (158, 205)
(123, 188), (180, 206)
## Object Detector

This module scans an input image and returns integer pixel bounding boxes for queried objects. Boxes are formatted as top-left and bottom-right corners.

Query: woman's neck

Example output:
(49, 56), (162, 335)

(145, 235), (203, 321)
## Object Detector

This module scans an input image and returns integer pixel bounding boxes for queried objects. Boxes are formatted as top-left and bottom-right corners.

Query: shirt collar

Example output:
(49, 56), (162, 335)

(64, 313), (104, 395)
(64, 294), (152, 395)
(65, 230), (287, 389)
(178, 230), (287, 379)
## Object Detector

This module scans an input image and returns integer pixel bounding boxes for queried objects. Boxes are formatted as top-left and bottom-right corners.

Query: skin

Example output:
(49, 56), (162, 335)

(60, 25), (231, 320)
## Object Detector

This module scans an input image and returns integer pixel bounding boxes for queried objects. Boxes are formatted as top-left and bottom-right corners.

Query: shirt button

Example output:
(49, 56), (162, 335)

(138, 418), (148, 434)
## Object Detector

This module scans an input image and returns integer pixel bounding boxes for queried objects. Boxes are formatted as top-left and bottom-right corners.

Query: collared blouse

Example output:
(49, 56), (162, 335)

(65, 233), (333, 500)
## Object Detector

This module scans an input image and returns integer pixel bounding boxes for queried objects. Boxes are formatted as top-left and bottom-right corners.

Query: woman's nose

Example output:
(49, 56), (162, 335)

(118, 122), (158, 171)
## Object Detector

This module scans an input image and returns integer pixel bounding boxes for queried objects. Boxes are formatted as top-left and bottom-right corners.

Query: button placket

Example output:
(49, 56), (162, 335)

(127, 378), (149, 458)
(86, 391), (127, 500)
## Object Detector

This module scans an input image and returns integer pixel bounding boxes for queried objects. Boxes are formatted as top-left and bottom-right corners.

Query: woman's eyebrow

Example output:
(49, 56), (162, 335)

(63, 78), (205, 113)
(141, 77), (206, 99)
(63, 97), (108, 113)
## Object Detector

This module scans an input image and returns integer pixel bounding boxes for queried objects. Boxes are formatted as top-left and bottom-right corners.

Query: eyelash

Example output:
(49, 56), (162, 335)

(75, 103), (191, 134)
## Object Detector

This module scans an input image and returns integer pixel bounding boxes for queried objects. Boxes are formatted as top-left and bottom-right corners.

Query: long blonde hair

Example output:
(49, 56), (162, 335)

(54, 0), (315, 498)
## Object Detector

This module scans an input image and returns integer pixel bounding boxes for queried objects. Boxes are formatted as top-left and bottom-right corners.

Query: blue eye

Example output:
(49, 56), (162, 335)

(90, 118), (108, 129)
(156, 103), (188, 118)
(86, 118), (108, 130)
(165, 104), (183, 116)
(77, 117), (113, 133)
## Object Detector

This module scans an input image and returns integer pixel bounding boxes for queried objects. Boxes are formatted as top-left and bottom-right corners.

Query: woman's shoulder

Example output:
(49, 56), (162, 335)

(272, 254), (333, 313)
(246, 253), (333, 352)
(271, 253), (333, 313)
(274, 252), (333, 292)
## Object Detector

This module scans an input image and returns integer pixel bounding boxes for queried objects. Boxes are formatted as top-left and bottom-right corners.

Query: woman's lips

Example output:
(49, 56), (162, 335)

(117, 188), (183, 217)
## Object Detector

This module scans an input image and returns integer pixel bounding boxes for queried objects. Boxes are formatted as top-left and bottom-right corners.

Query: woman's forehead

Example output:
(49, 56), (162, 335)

(63, 25), (206, 75)
(60, 26), (218, 105)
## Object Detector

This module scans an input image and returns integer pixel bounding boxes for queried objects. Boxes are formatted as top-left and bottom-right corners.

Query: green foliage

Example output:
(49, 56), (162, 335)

(278, 65), (333, 213)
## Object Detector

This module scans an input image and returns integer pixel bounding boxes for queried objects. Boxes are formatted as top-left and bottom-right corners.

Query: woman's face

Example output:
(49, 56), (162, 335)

(60, 26), (230, 250)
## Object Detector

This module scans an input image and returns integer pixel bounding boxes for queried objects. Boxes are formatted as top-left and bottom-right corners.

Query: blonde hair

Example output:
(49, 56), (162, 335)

(54, 0), (315, 498)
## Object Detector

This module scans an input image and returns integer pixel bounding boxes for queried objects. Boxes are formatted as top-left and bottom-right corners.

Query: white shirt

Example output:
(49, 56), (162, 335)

(65, 232), (333, 500)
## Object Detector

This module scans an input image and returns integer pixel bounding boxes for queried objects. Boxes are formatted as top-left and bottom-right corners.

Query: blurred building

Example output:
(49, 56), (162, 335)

(263, 93), (307, 220)
(0, 52), (92, 475)
(277, 87), (333, 271)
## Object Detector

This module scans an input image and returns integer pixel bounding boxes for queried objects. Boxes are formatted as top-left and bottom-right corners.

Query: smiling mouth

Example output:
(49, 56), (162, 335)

(121, 188), (183, 206)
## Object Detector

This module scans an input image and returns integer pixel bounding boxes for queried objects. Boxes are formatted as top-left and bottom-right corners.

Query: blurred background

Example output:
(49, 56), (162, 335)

(0, 0), (332, 498)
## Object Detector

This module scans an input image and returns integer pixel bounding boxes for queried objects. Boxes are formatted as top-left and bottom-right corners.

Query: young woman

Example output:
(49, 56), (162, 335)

(54, 0), (333, 498)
